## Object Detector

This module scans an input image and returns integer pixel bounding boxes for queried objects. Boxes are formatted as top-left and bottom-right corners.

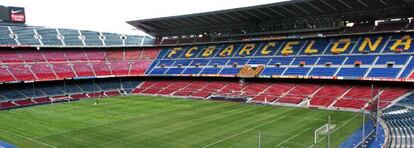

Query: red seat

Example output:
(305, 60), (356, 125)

(110, 61), (130, 76)
(65, 50), (88, 61)
(31, 63), (57, 80)
(52, 63), (76, 79)
(0, 66), (16, 82)
(14, 100), (34, 106)
(0, 102), (17, 109)
(72, 62), (95, 77)
(129, 61), (152, 75)
(91, 62), (112, 76)
(8, 64), (36, 81)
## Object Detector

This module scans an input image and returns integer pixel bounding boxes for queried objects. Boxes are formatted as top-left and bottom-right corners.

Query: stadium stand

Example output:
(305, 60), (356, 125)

(131, 80), (410, 111)
(0, 48), (159, 83)
(146, 33), (414, 80)
(0, 25), (152, 46)
(1, 0), (414, 147)
(382, 94), (414, 148)
(0, 78), (141, 110)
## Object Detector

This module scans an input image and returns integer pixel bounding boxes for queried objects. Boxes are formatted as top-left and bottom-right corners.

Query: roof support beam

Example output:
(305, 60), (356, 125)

(222, 13), (242, 22)
(210, 15), (231, 23)
(174, 18), (195, 27)
(379, 0), (387, 5)
(293, 4), (310, 15)
(279, 5), (298, 16)
(306, 1), (325, 13)
(154, 21), (175, 29)
(266, 7), (285, 17)
(165, 19), (184, 27)
(232, 11), (250, 20)
(255, 8), (275, 18)
(320, 0), (338, 11)
(183, 17), (203, 25)
(358, 0), (369, 8)
(200, 15), (220, 24)
(192, 16), (212, 25)
(243, 10), (263, 19)
(338, 0), (353, 9)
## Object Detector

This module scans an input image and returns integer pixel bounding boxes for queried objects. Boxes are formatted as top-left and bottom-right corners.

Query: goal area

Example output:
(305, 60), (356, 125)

(314, 124), (336, 144)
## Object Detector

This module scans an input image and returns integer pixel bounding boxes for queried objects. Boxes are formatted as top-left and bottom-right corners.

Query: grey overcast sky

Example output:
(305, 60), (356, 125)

(0, 0), (286, 35)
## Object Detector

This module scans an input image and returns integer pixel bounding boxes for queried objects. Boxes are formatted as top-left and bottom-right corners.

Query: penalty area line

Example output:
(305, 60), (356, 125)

(276, 128), (311, 147)
(307, 114), (360, 148)
(0, 128), (56, 148)
(202, 116), (284, 148)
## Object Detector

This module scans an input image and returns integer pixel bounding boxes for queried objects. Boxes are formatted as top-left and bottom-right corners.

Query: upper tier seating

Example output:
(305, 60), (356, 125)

(36, 28), (62, 46)
(10, 26), (41, 45)
(147, 33), (414, 80)
(0, 25), (152, 46)
(0, 26), (17, 45)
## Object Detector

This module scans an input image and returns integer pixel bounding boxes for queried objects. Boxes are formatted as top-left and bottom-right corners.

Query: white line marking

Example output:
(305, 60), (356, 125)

(0, 128), (56, 148)
(276, 128), (311, 147)
(202, 116), (284, 148)
(308, 114), (360, 148)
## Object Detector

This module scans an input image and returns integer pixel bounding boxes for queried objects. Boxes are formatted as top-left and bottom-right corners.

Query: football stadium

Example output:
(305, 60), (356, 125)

(0, 0), (414, 147)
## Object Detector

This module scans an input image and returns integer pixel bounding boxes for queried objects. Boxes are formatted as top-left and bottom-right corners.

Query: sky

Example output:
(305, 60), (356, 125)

(0, 0), (286, 35)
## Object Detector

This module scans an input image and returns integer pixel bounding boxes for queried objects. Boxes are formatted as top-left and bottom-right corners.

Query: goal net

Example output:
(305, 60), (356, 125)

(50, 96), (71, 104)
(314, 124), (336, 144)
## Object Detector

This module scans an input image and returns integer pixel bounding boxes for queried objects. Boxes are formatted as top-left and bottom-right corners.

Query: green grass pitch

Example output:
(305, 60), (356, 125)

(0, 96), (362, 148)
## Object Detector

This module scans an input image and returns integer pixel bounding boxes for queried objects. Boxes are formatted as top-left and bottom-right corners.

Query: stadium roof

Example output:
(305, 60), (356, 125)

(128, 0), (414, 36)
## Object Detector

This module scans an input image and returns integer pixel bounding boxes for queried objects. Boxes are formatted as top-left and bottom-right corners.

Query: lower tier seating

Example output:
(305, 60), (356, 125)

(131, 80), (411, 110)
(382, 94), (414, 148)
(0, 78), (142, 110)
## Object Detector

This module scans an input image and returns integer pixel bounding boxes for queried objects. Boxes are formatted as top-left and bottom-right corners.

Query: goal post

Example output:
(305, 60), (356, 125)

(314, 123), (336, 144)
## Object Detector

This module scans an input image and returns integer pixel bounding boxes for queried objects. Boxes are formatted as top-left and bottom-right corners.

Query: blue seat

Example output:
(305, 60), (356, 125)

(165, 68), (185, 74)
(375, 55), (410, 65)
(367, 68), (401, 78)
(309, 68), (337, 76)
(150, 68), (168, 75)
(182, 68), (202, 75)
(292, 57), (318, 65)
(59, 29), (83, 46)
(284, 67), (310, 76)
(81, 30), (103, 46)
(336, 68), (368, 77)
(11, 27), (41, 45)
(345, 56), (376, 65)
(247, 58), (270, 65)
(399, 58), (414, 78)
(200, 68), (221, 74)
(125, 35), (143, 46)
(227, 58), (249, 65)
(173, 60), (192, 66)
(268, 57), (294, 65)
(260, 67), (285, 76)
(36, 28), (62, 46)
(317, 56), (346, 65)
(219, 68), (240, 75)
(191, 59), (210, 66)
(102, 32), (123, 46)
(0, 26), (17, 45)
(208, 59), (229, 66)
